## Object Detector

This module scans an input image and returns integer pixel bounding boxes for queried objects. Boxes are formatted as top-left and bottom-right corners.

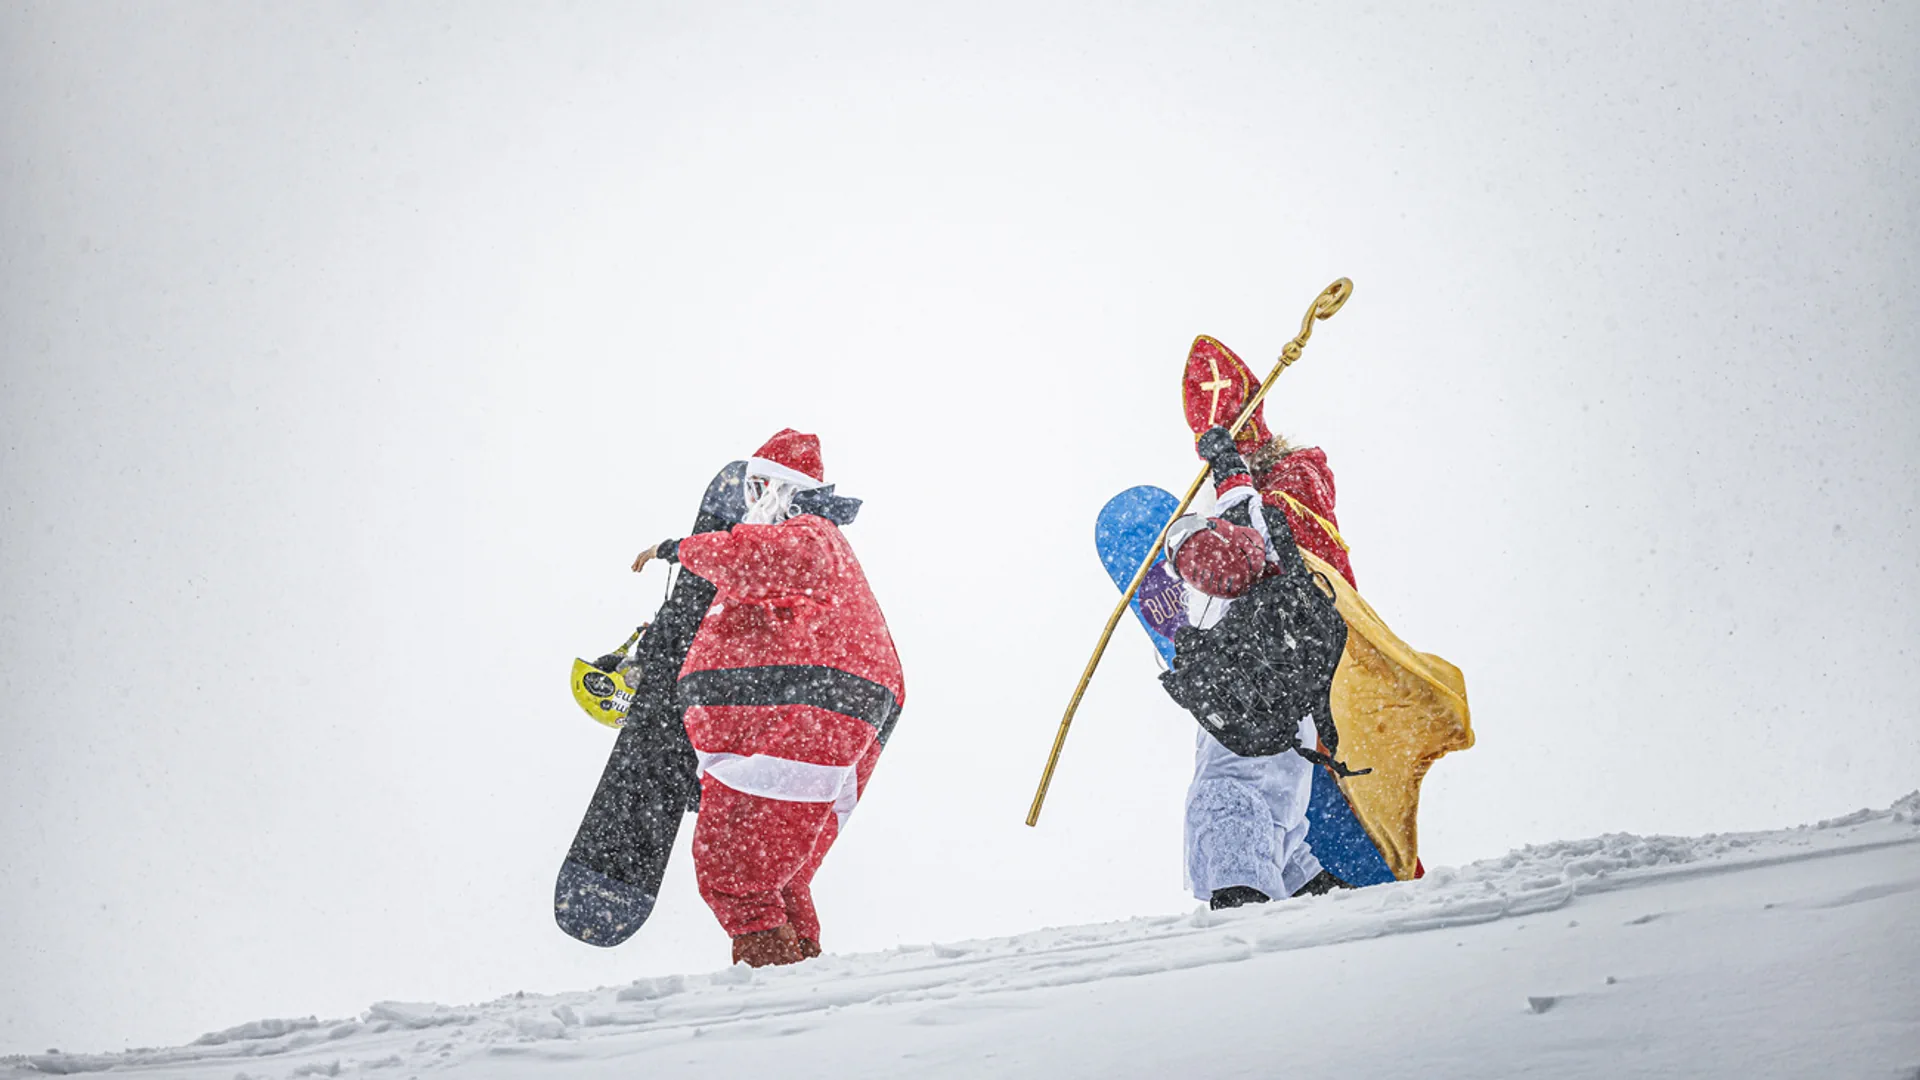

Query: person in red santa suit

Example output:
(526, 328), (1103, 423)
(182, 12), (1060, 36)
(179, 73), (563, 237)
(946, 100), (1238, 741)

(639, 429), (903, 967)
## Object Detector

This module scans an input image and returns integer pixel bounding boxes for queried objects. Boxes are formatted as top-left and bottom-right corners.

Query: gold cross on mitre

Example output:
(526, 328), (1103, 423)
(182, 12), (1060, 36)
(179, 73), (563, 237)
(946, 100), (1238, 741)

(1200, 354), (1234, 426)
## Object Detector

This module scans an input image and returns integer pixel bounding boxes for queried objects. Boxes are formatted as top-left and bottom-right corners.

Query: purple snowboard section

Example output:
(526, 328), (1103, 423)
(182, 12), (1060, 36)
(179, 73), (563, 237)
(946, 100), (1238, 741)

(1136, 563), (1188, 642)
(1095, 486), (1188, 665)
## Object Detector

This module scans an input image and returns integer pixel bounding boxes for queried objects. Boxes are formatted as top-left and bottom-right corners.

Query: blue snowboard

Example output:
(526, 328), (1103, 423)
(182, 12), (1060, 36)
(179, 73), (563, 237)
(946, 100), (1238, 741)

(1095, 486), (1396, 888)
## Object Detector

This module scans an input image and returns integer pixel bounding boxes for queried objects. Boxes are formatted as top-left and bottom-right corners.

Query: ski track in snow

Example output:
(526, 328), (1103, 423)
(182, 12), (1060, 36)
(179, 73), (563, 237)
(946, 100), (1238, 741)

(7, 793), (1917, 1078)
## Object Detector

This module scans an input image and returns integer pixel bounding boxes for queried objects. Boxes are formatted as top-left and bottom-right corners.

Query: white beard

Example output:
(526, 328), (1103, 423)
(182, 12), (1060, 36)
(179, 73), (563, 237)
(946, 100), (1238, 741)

(742, 480), (798, 525)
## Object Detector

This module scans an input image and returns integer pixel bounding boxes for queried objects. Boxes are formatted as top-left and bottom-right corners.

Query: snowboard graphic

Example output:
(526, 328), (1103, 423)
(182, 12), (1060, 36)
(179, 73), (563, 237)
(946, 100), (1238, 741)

(1095, 486), (1396, 888)
(1094, 486), (1189, 666)
(555, 461), (748, 946)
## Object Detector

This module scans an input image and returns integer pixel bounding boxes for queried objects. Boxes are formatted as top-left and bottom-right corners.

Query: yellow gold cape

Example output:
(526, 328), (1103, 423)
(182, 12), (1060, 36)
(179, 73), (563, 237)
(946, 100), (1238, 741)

(1301, 550), (1474, 880)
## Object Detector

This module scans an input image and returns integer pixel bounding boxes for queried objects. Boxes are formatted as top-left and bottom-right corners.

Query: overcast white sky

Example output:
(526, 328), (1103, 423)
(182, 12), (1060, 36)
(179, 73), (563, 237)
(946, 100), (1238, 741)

(3, 0), (1915, 1057)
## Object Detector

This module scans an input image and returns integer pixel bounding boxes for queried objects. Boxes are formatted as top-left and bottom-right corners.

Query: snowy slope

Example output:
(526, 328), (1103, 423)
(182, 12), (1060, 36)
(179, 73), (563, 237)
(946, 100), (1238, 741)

(10, 795), (1917, 1080)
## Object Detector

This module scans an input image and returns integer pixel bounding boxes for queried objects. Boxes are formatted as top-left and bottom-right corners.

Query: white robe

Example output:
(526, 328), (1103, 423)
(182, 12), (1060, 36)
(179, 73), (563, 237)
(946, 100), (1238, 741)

(1185, 719), (1323, 901)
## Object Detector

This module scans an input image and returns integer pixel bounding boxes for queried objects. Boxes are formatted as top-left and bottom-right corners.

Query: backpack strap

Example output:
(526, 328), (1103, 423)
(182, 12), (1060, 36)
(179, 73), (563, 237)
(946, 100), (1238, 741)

(1268, 490), (1351, 552)
(1294, 743), (1371, 777)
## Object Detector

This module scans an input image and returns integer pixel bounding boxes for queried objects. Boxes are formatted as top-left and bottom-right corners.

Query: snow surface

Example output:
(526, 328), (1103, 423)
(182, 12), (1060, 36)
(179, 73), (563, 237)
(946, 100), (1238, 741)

(10, 795), (1916, 1079)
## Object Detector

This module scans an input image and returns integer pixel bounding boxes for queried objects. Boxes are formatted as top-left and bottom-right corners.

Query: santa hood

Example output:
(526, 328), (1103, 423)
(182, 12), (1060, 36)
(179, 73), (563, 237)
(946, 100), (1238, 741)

(746, 428), (830, 491)
(746, 428), (861, 525)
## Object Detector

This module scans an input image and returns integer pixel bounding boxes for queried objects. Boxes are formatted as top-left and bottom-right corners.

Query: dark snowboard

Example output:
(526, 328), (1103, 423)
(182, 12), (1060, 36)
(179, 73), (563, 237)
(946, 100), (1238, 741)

(554, 461), (746, 946)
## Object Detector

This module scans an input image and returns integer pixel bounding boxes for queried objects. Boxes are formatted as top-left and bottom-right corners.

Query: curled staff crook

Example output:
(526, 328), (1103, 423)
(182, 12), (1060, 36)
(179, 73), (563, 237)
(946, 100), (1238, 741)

(1025, 278), (1353, 827)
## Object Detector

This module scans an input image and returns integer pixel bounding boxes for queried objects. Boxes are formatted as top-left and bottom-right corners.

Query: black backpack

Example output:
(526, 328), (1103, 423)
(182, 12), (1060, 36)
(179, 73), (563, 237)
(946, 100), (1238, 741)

(1158, 554), (1368, 776)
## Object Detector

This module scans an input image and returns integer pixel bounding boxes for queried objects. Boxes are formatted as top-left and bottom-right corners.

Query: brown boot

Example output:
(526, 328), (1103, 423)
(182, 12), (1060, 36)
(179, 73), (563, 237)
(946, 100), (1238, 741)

(795, 936), (822, 960)
(731, 925), (804, 968)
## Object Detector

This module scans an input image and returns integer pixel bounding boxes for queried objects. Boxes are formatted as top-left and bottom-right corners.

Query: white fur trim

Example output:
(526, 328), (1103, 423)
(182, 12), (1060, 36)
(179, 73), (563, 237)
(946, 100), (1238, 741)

(1213, 485), (1259, 514)
(745, 456), (828, 490)
(697, 751), (861, 829)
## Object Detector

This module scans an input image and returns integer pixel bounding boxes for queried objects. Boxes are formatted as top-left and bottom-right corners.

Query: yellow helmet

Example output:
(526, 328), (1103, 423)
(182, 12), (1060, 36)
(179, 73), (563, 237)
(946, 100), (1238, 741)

(569, 628), (644, 729)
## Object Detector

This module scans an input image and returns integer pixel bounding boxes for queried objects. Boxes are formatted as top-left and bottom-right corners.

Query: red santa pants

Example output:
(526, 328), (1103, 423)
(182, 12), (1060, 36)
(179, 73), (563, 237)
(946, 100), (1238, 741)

(684, 703), (884, 943)
(692, 776), (838, 941)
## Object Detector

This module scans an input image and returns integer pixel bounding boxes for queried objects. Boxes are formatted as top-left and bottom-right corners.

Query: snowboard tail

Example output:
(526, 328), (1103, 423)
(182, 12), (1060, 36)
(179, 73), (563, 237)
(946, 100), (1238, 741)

(556, 714), (698, 945)
(554, 861), (658, 945)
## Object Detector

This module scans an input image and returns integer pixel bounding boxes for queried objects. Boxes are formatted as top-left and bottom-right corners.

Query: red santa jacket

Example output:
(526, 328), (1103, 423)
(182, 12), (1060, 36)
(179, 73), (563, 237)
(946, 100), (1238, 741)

(673, 514), (905, 770)
(1256, 447), (1355, 588)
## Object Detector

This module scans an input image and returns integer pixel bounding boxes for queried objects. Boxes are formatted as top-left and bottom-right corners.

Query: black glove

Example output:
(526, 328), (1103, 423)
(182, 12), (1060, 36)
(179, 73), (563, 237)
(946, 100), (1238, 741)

(1197, 425), (1251, 485)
